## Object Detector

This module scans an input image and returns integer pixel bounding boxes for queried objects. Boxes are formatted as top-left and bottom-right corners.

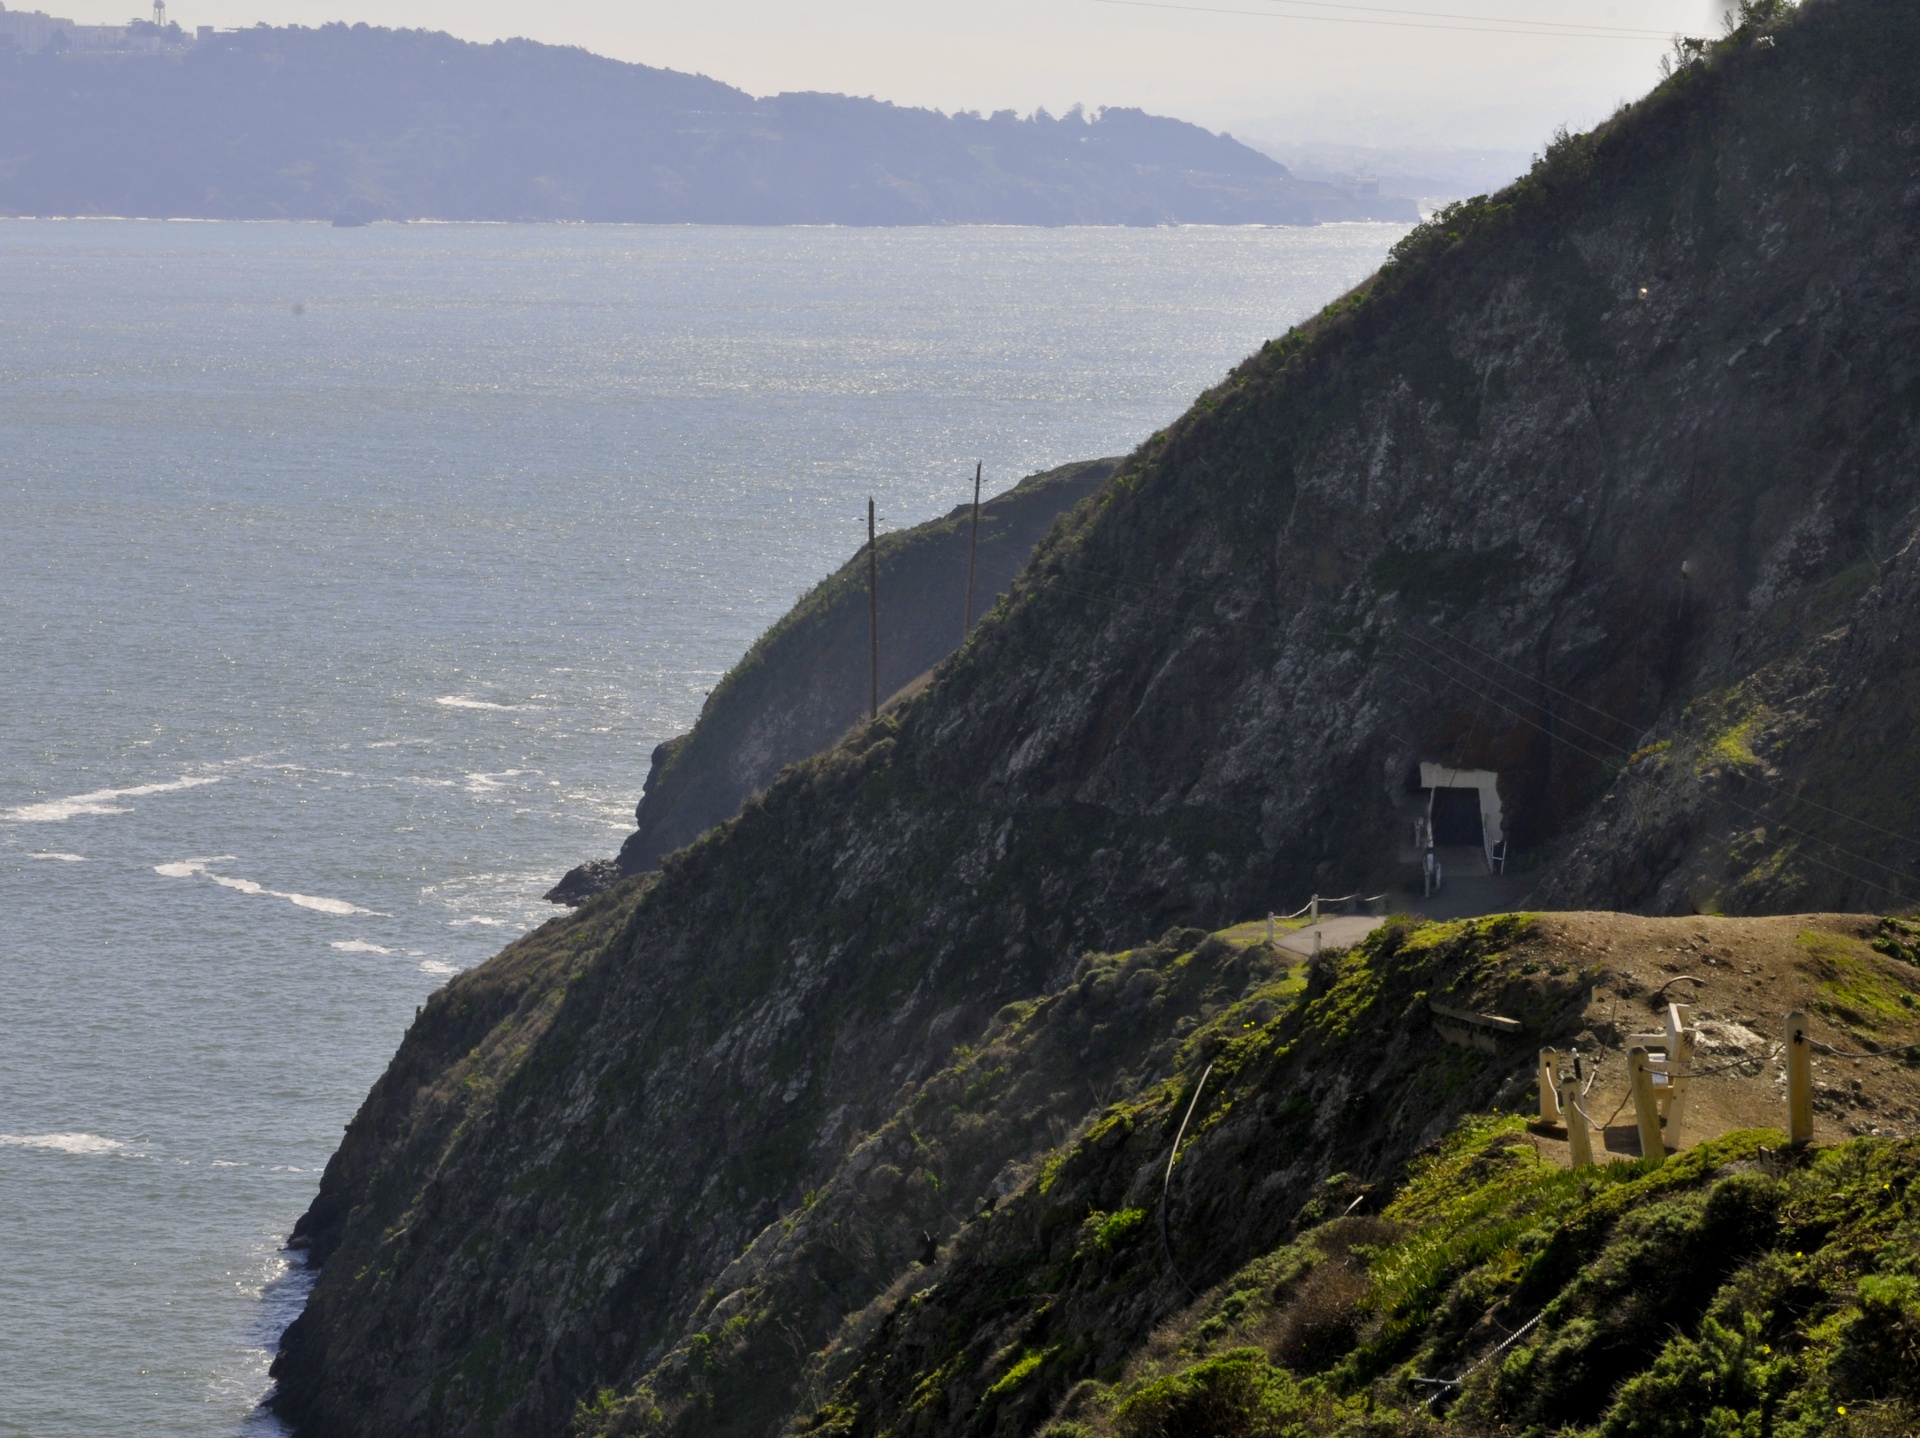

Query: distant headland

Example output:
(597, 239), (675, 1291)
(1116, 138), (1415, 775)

(0, 15), (1419, 226)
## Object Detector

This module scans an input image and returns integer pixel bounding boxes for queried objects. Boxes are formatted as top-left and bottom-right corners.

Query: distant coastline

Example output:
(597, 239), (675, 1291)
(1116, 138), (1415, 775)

(0, 21), (1418, 227)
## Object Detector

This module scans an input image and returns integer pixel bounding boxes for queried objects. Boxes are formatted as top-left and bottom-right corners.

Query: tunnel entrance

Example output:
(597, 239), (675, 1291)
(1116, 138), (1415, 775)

(1417, 763), (1508, 872)
(1429, 787), (1486, 847)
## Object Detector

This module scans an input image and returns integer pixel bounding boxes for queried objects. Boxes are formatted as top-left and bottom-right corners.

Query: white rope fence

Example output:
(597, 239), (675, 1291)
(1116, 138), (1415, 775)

(1262, 893), (1392, 942)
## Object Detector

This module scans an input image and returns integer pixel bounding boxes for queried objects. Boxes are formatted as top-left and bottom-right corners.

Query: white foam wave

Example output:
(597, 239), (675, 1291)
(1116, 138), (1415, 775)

(462, 769), (529, 794)
(419, 959), (460, 977)
(5, 774), (221, 823)
(286, 893), (369, 915)
(330, 940), (393, 954)
(155, 855), (236, 878)
(0, 1131), (123, 1155)
(28, 851), (87, 862)
(435, 695), (525, 711)
(449, 916), (511, 927)
(155, 857), (376, 916)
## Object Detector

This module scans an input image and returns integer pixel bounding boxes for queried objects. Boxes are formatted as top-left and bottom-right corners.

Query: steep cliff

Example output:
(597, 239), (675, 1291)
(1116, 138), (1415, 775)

(548, 460), (1117, 903)
(273, 2), (1920, 1433)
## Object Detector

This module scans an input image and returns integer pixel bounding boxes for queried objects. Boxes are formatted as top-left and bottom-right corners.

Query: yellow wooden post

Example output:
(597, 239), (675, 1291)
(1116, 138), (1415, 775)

(1537, 1049), (1562, 1123)
(1664, 1013), (1694, 1149)
(1629, 1047), (1664, 1165)
(1562, 1082), (1595, 1168)
(1785, 1010), (1814, 1147)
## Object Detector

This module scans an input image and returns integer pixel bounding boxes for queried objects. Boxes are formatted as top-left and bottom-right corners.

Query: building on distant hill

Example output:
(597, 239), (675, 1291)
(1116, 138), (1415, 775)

(0, 2), (67, 52)
(0, 2), (192, 54)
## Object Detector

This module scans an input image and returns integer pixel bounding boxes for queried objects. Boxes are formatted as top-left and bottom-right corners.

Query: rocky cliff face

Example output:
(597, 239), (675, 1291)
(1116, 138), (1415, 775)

(272, 3), (1920, 1433)
(547, 460), (1117, 904)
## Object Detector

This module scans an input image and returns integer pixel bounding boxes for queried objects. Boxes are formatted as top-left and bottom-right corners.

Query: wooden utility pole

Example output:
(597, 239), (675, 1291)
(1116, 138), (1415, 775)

(963, 461), (982, 641)
(868, 496), (879, 720)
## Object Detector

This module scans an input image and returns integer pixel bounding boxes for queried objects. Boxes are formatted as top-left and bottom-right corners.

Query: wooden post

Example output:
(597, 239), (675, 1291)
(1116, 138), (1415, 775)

(1563, 1082), (1595, 1168)
(962, 461), (981, 640)
(1664, 1009), (1695, 1148)
(868, 496), (878, 721)
(1786, 1010), (1814, 1147)
(1310, 893), (1319, 924)
(1537, 1049), (1562, 1124)
(1265, 912), (1274, 944)
(1629, 1047), (1664, 1165)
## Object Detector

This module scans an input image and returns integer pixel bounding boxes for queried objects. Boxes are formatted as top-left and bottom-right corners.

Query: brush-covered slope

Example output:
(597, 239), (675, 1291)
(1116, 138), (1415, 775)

(549, 460), (1117, 903)
(272, 2), (1920, 1432)
(0, 26), (1413, 225)
(849, 1117), (1920, 1438)
(770, 909), (1920, 1438)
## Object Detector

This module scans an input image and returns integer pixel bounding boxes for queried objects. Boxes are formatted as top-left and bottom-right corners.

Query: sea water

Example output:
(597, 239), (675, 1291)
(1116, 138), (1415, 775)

(0, 219), (1407, 1435)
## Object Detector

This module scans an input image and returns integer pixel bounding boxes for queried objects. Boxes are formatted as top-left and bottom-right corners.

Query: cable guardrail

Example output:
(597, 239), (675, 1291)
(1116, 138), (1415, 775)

(1270, 892), (1389, 921)
(1433, 1002), (1907, 1393)
(1537, 1001), (1914, 1169)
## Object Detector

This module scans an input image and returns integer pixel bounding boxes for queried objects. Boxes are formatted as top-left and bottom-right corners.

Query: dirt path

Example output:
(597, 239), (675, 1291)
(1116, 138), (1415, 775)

(1513, 912), (1920, 1163)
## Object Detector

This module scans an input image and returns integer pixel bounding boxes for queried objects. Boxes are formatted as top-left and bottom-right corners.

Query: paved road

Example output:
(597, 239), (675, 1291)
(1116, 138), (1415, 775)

(1273, 915), (1387, 956)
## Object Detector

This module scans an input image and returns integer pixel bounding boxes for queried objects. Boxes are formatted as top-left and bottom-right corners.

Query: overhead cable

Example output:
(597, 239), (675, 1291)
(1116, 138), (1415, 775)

(1091, 0), (1673, 40)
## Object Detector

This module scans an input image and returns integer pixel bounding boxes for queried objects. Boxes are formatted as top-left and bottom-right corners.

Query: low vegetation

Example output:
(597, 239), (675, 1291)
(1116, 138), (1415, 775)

(1044, 1121), (1920, 1438)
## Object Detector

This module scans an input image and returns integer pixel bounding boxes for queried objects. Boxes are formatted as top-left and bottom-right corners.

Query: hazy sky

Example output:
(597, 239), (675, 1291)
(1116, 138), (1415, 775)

(67, 1), (1732, 152)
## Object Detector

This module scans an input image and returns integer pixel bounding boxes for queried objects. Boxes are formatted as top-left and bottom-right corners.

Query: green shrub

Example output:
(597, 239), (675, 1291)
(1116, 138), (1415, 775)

(1114, 1350), (1325, 1438)
(1600, 1312), (1793, 1438)
(1830, 1273), (1920, 1404)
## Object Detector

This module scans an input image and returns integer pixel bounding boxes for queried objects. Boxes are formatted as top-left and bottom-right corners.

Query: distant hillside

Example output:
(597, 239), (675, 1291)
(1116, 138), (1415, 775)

(0, 24), (1417, 225)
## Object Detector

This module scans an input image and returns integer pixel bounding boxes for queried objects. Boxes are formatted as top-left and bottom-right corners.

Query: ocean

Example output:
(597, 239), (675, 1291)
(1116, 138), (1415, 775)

(0, 218), (1407, 1435)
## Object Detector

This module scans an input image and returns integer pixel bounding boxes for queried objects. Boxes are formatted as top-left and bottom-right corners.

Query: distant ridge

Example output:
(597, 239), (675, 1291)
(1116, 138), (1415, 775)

(0, 23), (1418, 225)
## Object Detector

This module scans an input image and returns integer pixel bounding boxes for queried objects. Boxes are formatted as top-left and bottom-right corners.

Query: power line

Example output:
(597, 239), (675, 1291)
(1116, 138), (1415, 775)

(1394, 642), (1909, 891)
(996, 557), (1916, 898)
(1246, 0), (1676, 38)
(1090, 0), (1675, 41)
(1409, 620), (1920, 876)
(1392, 639), (1914, 899)
(1421, 619), (1920, 853)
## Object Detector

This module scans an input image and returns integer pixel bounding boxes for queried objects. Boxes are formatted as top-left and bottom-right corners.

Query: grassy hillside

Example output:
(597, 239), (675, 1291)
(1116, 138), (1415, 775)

(770, 909), (1920, 1438)
(971, 1123), (1920, 1438)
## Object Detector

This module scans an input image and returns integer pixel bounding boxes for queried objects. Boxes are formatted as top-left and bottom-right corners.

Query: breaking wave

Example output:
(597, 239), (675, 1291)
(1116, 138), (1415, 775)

(4, 775), (221, 823)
